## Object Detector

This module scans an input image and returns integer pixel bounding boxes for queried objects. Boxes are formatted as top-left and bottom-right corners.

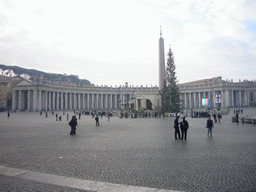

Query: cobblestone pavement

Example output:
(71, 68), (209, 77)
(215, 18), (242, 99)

(0, 108), (256, 191)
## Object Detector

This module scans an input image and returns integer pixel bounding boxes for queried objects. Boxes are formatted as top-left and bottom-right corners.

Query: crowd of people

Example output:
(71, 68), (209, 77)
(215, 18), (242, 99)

(18, 107), (249, 138)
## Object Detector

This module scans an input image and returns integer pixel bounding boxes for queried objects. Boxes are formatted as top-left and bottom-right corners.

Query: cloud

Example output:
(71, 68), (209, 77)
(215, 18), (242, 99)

(0, 0), (255, 86)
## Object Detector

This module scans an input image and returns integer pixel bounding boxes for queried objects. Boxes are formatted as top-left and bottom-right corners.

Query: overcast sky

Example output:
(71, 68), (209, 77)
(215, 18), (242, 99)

(0, 0), (255, 86)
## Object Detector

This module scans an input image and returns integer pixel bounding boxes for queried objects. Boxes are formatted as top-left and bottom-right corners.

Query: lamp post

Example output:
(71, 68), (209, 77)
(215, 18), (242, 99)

(216, 94), (221, 111)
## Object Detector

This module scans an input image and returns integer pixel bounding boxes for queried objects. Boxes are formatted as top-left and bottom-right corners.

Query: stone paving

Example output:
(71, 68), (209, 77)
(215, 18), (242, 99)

(0, 108), (256, 191)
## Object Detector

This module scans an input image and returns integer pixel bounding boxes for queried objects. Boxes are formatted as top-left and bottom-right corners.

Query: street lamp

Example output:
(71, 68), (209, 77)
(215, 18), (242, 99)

(216, 94), (221, 111)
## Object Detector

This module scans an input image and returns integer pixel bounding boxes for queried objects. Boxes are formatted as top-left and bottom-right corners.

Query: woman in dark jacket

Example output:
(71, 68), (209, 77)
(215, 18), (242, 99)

(69, 116), (78, 135)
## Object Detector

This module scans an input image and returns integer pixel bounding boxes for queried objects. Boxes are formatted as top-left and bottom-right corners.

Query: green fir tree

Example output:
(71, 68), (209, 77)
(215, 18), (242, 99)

(165, 47), (181, 113)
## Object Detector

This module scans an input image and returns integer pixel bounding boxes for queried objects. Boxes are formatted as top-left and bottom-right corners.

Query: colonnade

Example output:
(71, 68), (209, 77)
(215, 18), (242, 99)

(180, 89), (252, 109)
(11, 77), (256, 111)
(11, 79), (160, 111)
(12, 89), (136, 111)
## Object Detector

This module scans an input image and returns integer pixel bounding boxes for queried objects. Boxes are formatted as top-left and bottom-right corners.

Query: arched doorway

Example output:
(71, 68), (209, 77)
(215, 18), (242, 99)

(146, 99), (152, 110)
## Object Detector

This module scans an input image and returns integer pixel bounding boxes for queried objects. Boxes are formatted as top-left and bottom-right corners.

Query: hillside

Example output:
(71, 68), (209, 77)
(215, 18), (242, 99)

(0, 64), (91, 85)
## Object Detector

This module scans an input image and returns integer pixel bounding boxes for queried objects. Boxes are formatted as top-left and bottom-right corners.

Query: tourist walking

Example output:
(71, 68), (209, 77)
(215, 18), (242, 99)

(95, 115), (100, 126)
(174, 115), (181, 140)
(206, 115), (214, 137)
(69, 116), (78, 135)
(180, 117), (189, 140)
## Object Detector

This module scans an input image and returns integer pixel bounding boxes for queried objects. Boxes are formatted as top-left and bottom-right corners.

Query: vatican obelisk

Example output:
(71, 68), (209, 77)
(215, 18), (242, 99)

(159, 27), (165, 90)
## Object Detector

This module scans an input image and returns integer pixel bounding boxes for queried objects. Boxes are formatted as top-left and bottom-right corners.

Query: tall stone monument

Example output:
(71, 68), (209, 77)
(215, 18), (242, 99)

(159, 27), (165, 90)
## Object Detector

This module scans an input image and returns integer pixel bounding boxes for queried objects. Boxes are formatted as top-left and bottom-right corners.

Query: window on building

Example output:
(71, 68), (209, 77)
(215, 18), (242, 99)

(250, 93), (254, 102)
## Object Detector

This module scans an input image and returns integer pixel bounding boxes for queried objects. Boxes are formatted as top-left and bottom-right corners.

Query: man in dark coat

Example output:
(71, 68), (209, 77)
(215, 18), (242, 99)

(174, 116), (181, 140)
(236, 113), (239, 123)
(69, 116), (78, 135)
(206, 115), (214, 137)
(95, 115), (100, 126)
(180, 117), (189, 140)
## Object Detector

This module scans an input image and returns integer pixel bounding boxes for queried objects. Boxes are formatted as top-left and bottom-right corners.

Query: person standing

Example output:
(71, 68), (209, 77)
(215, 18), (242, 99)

(7, 111), (10, 118)
(206, 116), (214, 137)
(95, 115), (100, 126)
(180, 117), (189, 140)
(236, 113), (239, 123)
(213, 114), (217, 122)
(217, 113), (222, 122)
(174, 115), (181, 140)
(69, 116), (78, 135)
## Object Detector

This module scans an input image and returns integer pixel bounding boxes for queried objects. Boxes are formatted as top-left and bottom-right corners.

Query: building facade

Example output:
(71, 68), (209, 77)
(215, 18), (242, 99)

(179, 77), (256, 109)
(11, 76), (256, 112)
(12, 78), (159, 112)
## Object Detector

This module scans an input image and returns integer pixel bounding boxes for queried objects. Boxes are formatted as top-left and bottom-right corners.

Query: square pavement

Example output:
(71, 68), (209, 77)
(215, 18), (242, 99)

(0, 108), (256, 191)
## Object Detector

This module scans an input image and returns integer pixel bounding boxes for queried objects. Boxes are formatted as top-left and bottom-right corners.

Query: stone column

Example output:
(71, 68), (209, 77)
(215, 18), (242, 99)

(82, 94), (85, 109)
(56, 92), (59, 110)
(64, 93), (67, 110)
(92, 94), (94, 109)
(110, 94), (113, 109)
(27, 90), (31, 111)
(194, 92), (196, 108)
(49, 92), (52, 110)
(239, 90), (242, 107)
(221, 90), (224, 108)
(105, 94), (107, 109)
(53, 92), (56, 110)
(78, 93), (81, 110)
(244, 90), (248, 107)
(45, 91), (48, 110)
(87, 94), (90, 109)
(231, 90), (234, 107)
(225, 90), (230, 107)
(18, 90), (22, 110)
(60, 92), (63, 110)
(69, 93), (72, 109)
(33, 89), (37, 111)
(96, 94), (99, 109)
(38, 90), (42, 110)
(115, 94), (118, 109)
(199, 92), (201, 108)
(184, 93), (187, 108)
(12, 90), (16, 111)
(189, 93), (192, 108)
(100, 94), (103, 109)
(74, 93), (77, 110)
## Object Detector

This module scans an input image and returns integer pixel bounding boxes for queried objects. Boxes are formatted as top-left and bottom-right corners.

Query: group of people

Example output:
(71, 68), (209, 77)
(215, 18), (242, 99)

(174, 115), (215, 139)
(212, 113), (222, 122)
(68, 114), (101, 135)
(173, 116), (189, 140)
